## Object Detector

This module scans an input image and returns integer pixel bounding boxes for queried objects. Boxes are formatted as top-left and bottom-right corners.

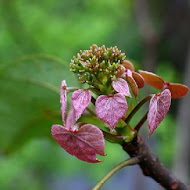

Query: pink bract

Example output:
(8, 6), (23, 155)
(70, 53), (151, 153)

(112, 78), (131, 97)
(72, 89), (91, 120)
(95, 93), (128, 130)
(148, 89), (171, 136)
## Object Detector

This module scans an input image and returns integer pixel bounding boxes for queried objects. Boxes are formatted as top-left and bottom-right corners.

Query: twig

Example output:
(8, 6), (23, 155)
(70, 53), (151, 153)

(91, 157), (140, 190)
(122, 136), (190, 190)
(125, 95), (151, 124)
(134, 111), (148, 132)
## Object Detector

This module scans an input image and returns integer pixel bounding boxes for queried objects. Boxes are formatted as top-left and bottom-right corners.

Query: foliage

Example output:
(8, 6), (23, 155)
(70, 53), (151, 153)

(51, 45), (188, 169)
(0, 0), (189, 189)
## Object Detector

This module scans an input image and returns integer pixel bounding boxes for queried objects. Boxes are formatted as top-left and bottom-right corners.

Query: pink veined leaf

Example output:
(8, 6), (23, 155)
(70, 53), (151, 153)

(51, 123), (105, 163)
(60, 80), (67, 125)
(112, 78), (131, 97)
(95, 93), (127, 130)
(126, 70), (138, 100)
(72, 89), (91, 120)
(148, 89), (171, 136)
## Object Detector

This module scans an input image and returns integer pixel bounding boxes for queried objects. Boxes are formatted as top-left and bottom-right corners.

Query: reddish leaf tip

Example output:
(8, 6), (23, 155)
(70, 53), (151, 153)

(132, 71), (145, 89)
(167, 83), (189, 98)
(139, 70), (164, 90)
(121, 60), (135, 71)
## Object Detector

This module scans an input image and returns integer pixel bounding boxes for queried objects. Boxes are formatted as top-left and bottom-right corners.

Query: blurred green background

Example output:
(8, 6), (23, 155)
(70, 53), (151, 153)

(0, 0), (190, 189)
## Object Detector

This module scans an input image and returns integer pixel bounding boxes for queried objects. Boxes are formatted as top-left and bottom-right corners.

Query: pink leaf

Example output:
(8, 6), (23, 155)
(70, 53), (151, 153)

(60, 80), (67, 125)
(148, 89), (171, 136)
(51, 124), (105, 163)
(112, 78), (131, 97)
(65, 104), (76, 130)
(72, 89), (91, 120)
(95, 93), (127, 130)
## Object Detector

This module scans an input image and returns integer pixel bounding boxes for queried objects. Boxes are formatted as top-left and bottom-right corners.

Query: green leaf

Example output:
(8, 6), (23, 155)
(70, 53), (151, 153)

(0, 54), (78, 153)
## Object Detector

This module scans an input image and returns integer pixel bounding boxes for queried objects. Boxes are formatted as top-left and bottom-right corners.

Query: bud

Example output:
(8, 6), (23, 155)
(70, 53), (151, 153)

(121, 60), (135, 71)
(70, 44), (126, 93)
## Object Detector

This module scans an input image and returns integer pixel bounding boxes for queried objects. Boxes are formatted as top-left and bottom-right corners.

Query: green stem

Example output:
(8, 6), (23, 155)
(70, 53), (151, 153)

(125, 95), (152, 124)
(66, 87), (79, 93)
(134, 111), (148, 132)
(102, 130), (124, 143)
(91, 157), (140, 190)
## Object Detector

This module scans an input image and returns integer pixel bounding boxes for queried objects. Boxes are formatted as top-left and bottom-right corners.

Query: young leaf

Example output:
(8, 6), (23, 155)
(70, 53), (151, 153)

(121, 60), (135, 71)
(112, 78), (131, 97)
(148, 89), (171, 136)
(60, 80), (67, 125)
(72, 89), (91, 120)
(139, 70), (164, 90)
(51, 124), (105, 163)
(139, 71), (189, 98)
(166, 83), (189, 98)
(95, 93), (127, 130)
(132, 71), (145, 89)
(126, 70), (138, 100)
(65, 104), (76, 130)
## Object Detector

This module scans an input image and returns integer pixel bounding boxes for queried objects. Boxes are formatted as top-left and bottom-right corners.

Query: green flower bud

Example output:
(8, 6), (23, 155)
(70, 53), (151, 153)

(70, 44), (126, 93)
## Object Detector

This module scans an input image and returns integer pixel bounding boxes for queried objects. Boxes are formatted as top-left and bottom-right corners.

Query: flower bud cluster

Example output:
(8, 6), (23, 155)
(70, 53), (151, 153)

(70, 44), (126, 93)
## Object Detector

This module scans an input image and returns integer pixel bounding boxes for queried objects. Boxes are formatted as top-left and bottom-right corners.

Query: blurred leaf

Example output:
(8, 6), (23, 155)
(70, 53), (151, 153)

(0, 54), (78, 153)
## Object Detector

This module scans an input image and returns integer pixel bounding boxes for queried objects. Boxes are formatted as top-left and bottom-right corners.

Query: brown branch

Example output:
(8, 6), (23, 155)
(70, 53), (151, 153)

(122, 135), (190, 190)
